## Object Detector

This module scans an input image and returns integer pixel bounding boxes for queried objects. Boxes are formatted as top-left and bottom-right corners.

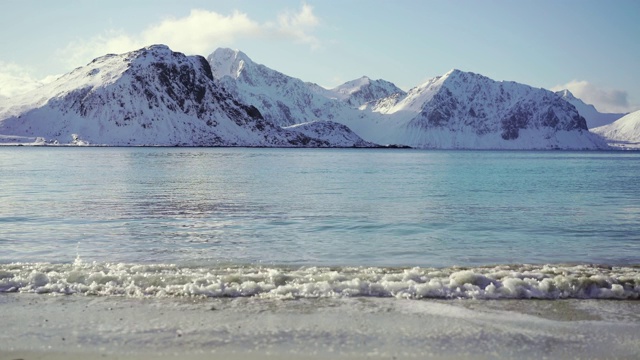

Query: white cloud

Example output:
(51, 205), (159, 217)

(552, 80), (635, 113)
(272, 4), (321, 49)
(56, 4), (320, 69)
(57, 30), (142, 71)
(1, 4), (321, 98)
(141, 10), (261, 54)
(0, 62), (47, 98)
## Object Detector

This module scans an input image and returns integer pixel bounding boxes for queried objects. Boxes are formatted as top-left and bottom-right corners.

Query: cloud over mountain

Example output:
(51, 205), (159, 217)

(0, 62), (60, 98)
(552, 80), (636, 113)
(56, 4), (321, 70)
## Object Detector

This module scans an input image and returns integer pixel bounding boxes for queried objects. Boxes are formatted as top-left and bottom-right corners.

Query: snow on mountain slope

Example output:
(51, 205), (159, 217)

(283, 121), (375, 147)
(556, 89), (625, 129)
(0, 45), (374, 147)
(591, 110), (640, 149)
(355, 69), (607, 149)
(207, 48), (366, 127)
(328, 76), (405, 107)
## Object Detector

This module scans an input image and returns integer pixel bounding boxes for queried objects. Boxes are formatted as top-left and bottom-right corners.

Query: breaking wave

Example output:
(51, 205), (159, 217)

(1, 260), (638, 300)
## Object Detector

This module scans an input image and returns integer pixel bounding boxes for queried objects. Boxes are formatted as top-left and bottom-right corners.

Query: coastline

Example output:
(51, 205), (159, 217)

(2, 294), (639, 359)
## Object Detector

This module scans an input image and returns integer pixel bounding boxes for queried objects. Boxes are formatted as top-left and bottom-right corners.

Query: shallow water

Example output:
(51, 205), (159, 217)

(2, 147), (639, 268)
(1, 148), (640, 299)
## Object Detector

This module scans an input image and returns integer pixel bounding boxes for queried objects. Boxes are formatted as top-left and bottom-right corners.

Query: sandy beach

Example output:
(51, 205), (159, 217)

(1, 293), (639, 359)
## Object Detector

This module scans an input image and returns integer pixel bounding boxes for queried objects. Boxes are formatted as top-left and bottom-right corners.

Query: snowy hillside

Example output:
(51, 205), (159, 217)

(0, 45), (374, 147)
(327, 76), (405, 107)
(592, 110), (640, 149)
(283, 121), (374, 147)
(556, 89), (625, 129)
(207, 48), (363, 127)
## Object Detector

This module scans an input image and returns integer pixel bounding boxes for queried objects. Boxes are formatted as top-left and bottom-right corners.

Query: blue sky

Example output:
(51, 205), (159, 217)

(1, 0), (638, 113)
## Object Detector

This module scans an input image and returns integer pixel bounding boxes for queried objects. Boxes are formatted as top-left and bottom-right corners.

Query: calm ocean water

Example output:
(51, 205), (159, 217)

(1, 147), (639, 299)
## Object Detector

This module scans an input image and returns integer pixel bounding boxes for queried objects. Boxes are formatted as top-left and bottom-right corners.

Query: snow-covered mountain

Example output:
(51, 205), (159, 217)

(207, 49), (607, 149)
(0, 45), (374, 147)
(208, 48), (404, 122)
(592, 110), (640, 149)
(207, 48), (362, 127)
(555, 89), (625, 129)
(326, 76), (405, 108)
(354, 69), (608, 149)
(0, 45), (612, 149)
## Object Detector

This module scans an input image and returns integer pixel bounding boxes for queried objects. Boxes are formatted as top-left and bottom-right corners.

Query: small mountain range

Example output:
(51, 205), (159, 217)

(0, 44), (630, 149)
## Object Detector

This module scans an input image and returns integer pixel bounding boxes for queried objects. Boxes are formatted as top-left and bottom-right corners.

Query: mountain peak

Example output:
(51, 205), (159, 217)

(211, 48), (251, 62)
(432, 69), (496, 95)
(143, 44), (172, 52)
(207, 48), (254, 80)
(443, 68), (462, 77)
(329, 76), (404, 107)
(555, 89), (625, 128)
(556, 89), (578, 101)
(438, 69), (471, 83)
(440, 68), (487, 82)
(125, 44), (178, 61)
(331, 76), (371, 93)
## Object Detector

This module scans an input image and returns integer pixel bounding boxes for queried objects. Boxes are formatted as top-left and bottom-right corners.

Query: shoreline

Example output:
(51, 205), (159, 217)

(2, 294), (639, 359)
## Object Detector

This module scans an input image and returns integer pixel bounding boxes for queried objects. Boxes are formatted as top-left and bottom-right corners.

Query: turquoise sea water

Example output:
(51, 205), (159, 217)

(1, 147), (639, 299)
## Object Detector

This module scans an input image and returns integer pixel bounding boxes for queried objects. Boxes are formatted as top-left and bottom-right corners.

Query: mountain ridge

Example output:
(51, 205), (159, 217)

(0, 45), (376, 147)
(0, 44), (613, 149)
(205, 49), (606, 149)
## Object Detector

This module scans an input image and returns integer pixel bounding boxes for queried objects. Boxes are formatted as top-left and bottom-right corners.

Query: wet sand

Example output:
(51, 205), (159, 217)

(1, 294), (639, 359)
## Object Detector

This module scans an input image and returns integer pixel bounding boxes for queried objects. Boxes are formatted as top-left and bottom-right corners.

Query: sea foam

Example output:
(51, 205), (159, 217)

(1, 262), (638, 299)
